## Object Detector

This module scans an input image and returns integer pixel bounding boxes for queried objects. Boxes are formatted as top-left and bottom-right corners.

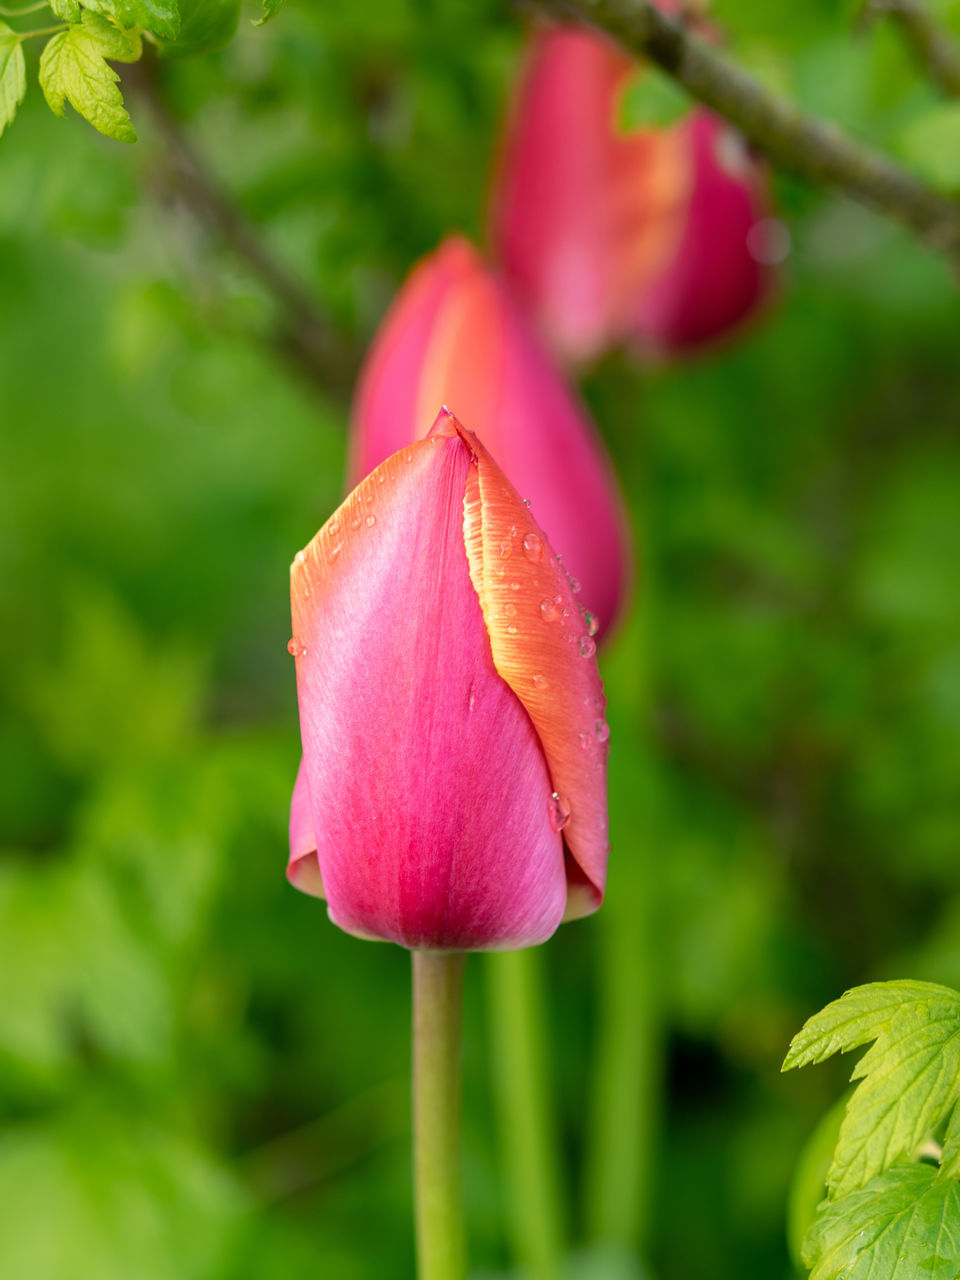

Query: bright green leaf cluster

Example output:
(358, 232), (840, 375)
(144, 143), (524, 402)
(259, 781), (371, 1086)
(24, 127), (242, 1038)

(785, 981), (960, 1280)
(1, 0), (277, 143)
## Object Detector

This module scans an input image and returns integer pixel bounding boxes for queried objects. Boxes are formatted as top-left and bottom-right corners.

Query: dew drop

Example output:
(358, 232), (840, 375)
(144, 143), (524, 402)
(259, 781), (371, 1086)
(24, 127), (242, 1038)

(365, 514), (377, 527)
(540, 595), (562, 622)
(523, 498), (531, 508)
(499, 541), (512, 560)
(595, 719), (610, 744)
(548, 792), (571, 832)
(377, 474), (386, 485)
(294, 549), (306, 566)
(351, 517), (362, 531)
(328, 543), (343, 563)
(507, 625), (518, 635)
(510, 581), (521, 591)
(405, 453), (413, 463)
(522, 532), (543, 561)
(532, 673), (547, 688)
(583, 610), (599, 637)
(302, 585), (311, 599)
(569, 577), (581, 595)
(504, 603), (517, 617)
(286, 637), (299, 656)
(579, 731), (592, 750)
(579, 635), (597, 658)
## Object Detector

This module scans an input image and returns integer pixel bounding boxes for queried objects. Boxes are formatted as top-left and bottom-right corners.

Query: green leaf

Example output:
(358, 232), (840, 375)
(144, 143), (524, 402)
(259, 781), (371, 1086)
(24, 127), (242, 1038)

(803, 1163), (960, 1280)
(81, 0), (180, 39)
(784, 981), (960, 1194)
(158, 0), (238, 57)
(617, 67), (691, 132)
(897, 105), (960, 194)
(254, 0), (283, 25)
(39, 12), (141, 144)
(0, 23), (26, 140)
(49, 0), (82, 20)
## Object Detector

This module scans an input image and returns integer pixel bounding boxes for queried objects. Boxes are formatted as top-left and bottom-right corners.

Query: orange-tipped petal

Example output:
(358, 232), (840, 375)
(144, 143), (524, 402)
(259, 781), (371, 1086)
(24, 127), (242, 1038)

(431, 411), (609, 918)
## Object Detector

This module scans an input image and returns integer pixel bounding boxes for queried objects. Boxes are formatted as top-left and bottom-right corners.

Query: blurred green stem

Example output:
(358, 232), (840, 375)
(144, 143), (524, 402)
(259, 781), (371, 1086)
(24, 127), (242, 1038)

(413, 951), (467, 1280)
(486, 947), (565, 1280)
(585, 536), (663, 1255)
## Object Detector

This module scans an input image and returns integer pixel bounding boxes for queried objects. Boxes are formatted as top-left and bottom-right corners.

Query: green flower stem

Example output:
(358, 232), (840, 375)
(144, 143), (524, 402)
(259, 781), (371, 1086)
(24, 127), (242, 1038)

(485, 947), (565, 1280)
(585, 549), (664, 1256)
(412, 950), (467, 1280)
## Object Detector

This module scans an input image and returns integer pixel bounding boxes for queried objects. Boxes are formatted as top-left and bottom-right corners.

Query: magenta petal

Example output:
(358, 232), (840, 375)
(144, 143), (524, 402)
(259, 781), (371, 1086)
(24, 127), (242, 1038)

(632, 114), (775, 353)
(288, 758), (325, 899)
(291, 435), (567, 951)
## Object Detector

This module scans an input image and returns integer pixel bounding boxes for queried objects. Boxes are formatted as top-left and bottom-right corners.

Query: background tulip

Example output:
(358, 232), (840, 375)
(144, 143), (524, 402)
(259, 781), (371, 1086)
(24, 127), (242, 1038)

(490, 24), (776, 363)
(349, 235), (630, 640)
(289, 410), (609, 952)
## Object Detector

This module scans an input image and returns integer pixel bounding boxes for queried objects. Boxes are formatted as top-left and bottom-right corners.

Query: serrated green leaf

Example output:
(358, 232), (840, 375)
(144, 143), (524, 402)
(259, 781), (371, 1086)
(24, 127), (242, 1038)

(49, 0), (82, 20)
(785, 981), (960, 1195)
(803, 1163), (960, 1280)
(783, 980), (955, 1069)
(39, 11), (141, 143)
(66, 8), (142, 60)
(0, 24), (26, 140)
(254, 0), (283, 25)
(617, 67), (691, 132)
(940, 1103), (960, 1179)
(897, 105), (960, 194)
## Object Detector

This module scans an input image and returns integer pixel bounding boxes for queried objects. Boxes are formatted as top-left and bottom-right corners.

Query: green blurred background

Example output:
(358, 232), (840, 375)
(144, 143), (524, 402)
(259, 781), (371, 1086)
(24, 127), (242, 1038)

(1, 2), (959, 1277)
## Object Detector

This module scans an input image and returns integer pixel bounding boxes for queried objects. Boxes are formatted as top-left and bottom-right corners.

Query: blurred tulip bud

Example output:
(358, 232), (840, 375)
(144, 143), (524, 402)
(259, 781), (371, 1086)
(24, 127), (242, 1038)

(349, 235), (630, 640)
(288, 410), (609, 950)
(490, 24), (777, 362)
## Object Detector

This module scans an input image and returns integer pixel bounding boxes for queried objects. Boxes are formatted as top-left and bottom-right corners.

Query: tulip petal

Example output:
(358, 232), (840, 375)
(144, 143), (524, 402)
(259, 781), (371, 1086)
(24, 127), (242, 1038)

(288, 757), (326, 899)
(431, 412), (609, 918)
(633, 114), (774, 352)
(491, 25), (692, 363)
(291, 432), (568, 950)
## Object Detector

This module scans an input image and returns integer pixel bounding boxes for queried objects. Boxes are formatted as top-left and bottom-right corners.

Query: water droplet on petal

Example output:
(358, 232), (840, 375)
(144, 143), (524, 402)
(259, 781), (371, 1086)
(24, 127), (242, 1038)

(295, 550), (306, 566)
(532, 673), (547, 688)
(405, 453), (413, 463)
(330, 520), (341, 534)
(365, 514), (377, 527)
(302, 585), (311, 599)
(499, 541), (512, 559)
(522, 532), (543, 561)
(377, 474), (386, 485)
(540, 595), (562, 622)
(523, 498), (531, 508)
(504, 603), (517, 617)
(579, 635), (597, 658)
(287, 637), (299, 656)
(328, 543), (343, 563)
(351, 517), (362, 530)
(507, 624), (517, 635)
(584, 611), (599, 637)
(579, 731), (592, 750)
(569, 577), (581, 595)
(595, 720), (610, 744)
(510, 581), (520, 591)
(548, 792), (571, 832)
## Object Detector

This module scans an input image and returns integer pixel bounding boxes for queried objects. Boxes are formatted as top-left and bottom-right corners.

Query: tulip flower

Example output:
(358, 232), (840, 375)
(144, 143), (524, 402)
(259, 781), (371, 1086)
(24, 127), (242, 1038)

(349, 235), (630, 640)
(490, 24), (776, 363)
(288, 408), (609, 952)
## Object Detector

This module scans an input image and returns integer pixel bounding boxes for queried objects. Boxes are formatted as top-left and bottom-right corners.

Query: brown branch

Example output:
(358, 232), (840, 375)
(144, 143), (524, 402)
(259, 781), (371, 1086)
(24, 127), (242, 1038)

(868, 0), (960, 99)
(124, 56), (359, 401)
(534, 0), (960, 262)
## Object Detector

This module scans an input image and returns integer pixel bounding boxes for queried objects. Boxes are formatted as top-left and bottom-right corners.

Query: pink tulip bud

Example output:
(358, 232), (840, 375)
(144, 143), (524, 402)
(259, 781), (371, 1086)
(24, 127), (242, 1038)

(349, 235), (630, 640)
(490, 24), (777, 363)
(288, 410), (609, 951)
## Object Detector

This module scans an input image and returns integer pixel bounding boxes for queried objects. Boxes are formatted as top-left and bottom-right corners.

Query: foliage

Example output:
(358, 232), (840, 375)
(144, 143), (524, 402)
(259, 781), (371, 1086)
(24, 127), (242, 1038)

(785, 982), (960, 1279)
(1, 0), (960, 1278)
